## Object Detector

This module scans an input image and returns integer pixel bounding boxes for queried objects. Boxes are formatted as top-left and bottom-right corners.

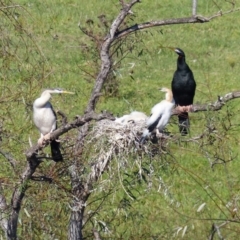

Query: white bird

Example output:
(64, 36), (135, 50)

(33, 88), (74, 161)
(140, 88), (175, 144)
(115, 111), (148, 125)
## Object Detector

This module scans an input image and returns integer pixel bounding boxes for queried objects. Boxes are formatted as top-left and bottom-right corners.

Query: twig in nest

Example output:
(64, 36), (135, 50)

(30, 176), (53, 183)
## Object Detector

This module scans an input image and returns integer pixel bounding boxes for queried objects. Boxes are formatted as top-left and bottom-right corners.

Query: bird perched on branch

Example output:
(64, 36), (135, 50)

(171, 48), (196, 135)
(33, 88), (74, 161)
(140, 88), (175, 144)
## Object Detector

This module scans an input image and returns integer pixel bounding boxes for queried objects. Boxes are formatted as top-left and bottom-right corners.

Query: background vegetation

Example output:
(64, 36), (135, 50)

(1, 0), (240, 239)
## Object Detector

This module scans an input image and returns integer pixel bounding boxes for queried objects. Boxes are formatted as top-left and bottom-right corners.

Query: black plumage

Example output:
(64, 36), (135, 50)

(171, 48), (196, 135)
(50, 108), (63, 162)
(51, 139), (63, 161)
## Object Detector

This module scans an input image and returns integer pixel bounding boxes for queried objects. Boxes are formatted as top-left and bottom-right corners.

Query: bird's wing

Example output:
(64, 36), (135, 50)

(156, 107), (173, 131)
(150, 100), (166, 114)
(50, 103), (58, 129)
(146, 101), (167, 132)
(172, 71), (196, 106)
(147, 113), (162, 132)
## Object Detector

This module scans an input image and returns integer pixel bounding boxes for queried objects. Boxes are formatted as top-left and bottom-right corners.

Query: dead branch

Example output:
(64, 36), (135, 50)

(172, 90), (240, 115)
(85, 0), (140, 113)
(57, 110), (68, 126)
(0, 150), (17, 170)
(7, 155), (40, 240)
(115, 8), (240, 39)
(115, 16), (209, 39)
(0, 5), (21, 10)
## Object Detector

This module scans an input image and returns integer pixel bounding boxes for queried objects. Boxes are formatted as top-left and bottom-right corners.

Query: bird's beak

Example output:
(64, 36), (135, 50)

(174, 48), (181, 54)
(159, 46), (175, 51)
(62, 91), (75, 94)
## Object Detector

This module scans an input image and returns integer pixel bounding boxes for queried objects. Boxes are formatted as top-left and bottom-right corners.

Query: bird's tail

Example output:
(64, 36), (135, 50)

(178, 112), (190, 135)
(51, 139), (63, 162)
(139, 129), (150, 144)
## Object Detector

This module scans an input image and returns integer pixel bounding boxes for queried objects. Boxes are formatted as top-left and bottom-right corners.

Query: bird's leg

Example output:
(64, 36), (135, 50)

(156, 129), (163, 138)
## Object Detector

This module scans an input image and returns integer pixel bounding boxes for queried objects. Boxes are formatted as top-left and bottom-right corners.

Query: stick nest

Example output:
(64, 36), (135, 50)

(86, 119), (168, 181)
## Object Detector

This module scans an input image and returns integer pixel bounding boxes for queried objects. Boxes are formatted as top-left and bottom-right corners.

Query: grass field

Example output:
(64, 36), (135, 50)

(1, 0), (240, 239)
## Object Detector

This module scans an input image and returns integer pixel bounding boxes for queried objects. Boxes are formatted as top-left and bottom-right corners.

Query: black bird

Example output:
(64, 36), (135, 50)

(171, 48), (196, 135)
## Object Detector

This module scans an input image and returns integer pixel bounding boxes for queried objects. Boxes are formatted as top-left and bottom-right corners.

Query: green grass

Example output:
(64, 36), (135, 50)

(1, 0), (240, 239)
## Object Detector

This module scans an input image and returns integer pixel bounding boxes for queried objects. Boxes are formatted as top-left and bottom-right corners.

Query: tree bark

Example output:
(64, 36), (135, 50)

(7, 155), (40, 240)
(68, 123), (89, 240)
(68, 202), (85, 240)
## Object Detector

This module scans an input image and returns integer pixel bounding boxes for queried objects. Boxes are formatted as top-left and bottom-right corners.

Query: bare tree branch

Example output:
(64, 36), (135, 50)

(0, 5), (21, 10)
(7, 155), (40, 240)
(57, 110), (68, 126)
(115, 8), (240, 39)
(0, 150), (17, 170)
(85, 0), (141, 113)
(172, 90), (240, 115)
(115, 16), (209, 39)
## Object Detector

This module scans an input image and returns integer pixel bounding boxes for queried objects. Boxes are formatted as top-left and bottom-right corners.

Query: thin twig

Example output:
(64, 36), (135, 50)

(0, 150), (17, 170)
(0, 5), (21, 9)
(57, 110), (68, 126)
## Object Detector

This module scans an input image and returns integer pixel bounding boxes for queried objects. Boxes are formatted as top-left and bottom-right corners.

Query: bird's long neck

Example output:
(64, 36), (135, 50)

(165, 91), (174, 103)
(34, 92), (51, 108)
(177, 56), (188, 70)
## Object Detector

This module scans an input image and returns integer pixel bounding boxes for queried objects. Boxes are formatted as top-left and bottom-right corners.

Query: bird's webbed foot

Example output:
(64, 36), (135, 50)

(176, 105), (193, 112)
(37, 133), (51, 146)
